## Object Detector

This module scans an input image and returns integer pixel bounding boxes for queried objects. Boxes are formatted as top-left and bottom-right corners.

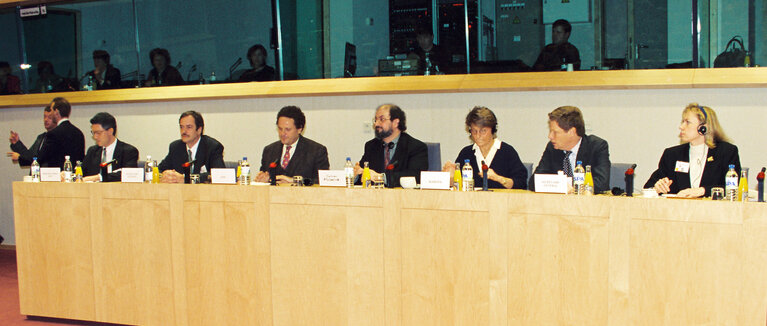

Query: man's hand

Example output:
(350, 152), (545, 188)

(9, 131), (19, 144)
(255, 171), (270, 183)
(677, 187), (705, 198)
(6, 151), (20, 162)
(275, 175), (293, 184)
(353, 162), (363, 176)
(161, 170), (183, 183)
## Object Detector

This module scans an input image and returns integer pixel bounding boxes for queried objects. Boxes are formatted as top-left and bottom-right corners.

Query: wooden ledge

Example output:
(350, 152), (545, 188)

(1, 68), (766, 108)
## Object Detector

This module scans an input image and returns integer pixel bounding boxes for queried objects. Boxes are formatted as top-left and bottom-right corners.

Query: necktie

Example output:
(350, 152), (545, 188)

(187, 149), (194, 172)
(562, 151), (573, 177)
(282, 145), (291, 169)
(101, 147), (107, 163)
(384, 143), (391, 167)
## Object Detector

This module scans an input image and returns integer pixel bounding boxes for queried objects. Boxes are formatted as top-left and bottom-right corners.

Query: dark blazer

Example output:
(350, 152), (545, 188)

(258, 136), (329, 182)
(158, 135), (225, 182)
(10, 132), (46, 166)
(529, 134), (611, 193)
(82, 140), (139, 182)
(37, 120), (85, 169)
(359, 132), (428, 187)
(88, 65), (122, 90)
(148, 66), (184, 86)
(238, 66), (275, 82)
(644, 141), (741, 196)
(455, 141), (528, 189)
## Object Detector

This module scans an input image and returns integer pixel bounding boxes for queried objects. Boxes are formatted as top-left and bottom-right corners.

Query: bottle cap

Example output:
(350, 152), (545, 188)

(464, 159), (470, 163)
(65, 155), (70, 160)
(346, 157), (351, 161)
(729, 164), (735, 169)
(576, 161), (582, 165)
(33, 157), (37, 160)
(243, 156), (247, 160)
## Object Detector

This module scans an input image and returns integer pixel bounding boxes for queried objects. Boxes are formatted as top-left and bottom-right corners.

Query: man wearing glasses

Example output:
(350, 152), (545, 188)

(353, 103), (428, 187)
(81, 112), (139, 182)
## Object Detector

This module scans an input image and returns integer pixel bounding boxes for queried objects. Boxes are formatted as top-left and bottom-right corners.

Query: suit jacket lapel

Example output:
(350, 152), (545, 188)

(286, 138), (305, 175)
(575, 135), (589, 164)
(194, 136), (206, 173)
(391, 134), (407, 170)
(700, 145), (717, 186)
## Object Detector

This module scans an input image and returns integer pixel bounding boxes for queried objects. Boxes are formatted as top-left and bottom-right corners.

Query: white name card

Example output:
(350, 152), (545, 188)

(420, 171), (451, 190)
(534, 174), (569, 194)
(120, 168), (144, 183)
(40, 167), (61, 182)
(211, 168), (236, 184)
(318, 170), (346, 187)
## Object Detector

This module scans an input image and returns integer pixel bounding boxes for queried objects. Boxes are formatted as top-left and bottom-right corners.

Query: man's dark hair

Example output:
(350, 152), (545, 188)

(149, 48), (171, 66)
(90, 112), (117, 136)
(46, 97), (71, 118)
(247, 44), (267, 67)
(37, 61), (54, 76)
(549, 106), (585, 136)
(277, 106), (305, 130)
(0, 62), (10, 69)
(180, 110), (204, 133)
(384, 104), (407, 132)
(553, 19), (572, 34)
(93, 50), (111, 65)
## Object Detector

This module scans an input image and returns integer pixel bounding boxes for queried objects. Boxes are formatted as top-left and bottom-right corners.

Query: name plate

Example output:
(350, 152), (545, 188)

(534, 174), (569, 194)
(40, 167), (61, 182)
(318, 170), (346, 187)
(420, 171), (451, 190)
(121, 168), (144, 183)
(211, 168), (236, 184)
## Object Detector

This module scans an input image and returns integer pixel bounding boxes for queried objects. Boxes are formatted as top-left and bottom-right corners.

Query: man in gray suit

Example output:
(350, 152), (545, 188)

(255, 106), (329, 184)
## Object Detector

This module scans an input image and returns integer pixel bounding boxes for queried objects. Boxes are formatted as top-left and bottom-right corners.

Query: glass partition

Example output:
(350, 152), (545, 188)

(0, 0), (765, 96)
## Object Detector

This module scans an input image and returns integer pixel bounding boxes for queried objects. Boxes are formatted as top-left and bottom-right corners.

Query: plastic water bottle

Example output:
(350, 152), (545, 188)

(344, 157), (354, 188)
(574, 161), (585, 195)
(209, 72), (217, 83)
(461, 159), (474, 191)
(239, 157), (250, 185)
(584, 165), (594, 195)
(86, 76), (94, 91)
(63, 155), (73, 182)
(725, 164), (738, 201)
(453, 162), (462, 191)
(31, 157), (40, 182)
(74, 161), (83, 183)
(144, 155), (153, 183)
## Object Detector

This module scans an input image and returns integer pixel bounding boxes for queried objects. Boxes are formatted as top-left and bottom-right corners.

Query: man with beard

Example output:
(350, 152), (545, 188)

(354, 103), (428, 187)
(158, 110), (225, 183)
(8, 106), (57, 166)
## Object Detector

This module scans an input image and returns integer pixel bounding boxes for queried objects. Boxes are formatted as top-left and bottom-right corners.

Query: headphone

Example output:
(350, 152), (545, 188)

(697, 105), (708, 136)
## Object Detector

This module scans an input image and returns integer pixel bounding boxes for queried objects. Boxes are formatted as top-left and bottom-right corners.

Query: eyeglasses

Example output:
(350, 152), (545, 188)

(91, 130), (106, 136)
(373, 116), (390, 124)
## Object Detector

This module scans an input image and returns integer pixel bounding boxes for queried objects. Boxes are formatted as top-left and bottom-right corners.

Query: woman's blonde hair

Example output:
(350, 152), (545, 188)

(682, 103), (730, 148)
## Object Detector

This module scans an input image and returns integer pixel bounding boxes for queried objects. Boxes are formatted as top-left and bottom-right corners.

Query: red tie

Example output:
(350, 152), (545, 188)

(282, 145), (291, 169)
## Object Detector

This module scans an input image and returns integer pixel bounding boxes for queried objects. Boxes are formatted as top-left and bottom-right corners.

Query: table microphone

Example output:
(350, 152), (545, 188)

(758, 167), (765, 202)
(385, 160), (397, 188)
(182, 160), (195, 184)
(268, 161), (278, 185)
(481, 160), (489, 191)
(625, 164), (637, 196)
(100, 159), (117, 182)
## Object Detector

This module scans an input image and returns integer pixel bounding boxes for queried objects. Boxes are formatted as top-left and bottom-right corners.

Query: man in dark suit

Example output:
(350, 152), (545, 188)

(36, 97), (86, 168)
(353, 103), (428, 187)
(529, 106), (611, 193)
(87, 50), (121, 90)
(7, 107), (56, 166)
(255, 106), (329, 184)
(80, 112), (139, 182)
(159, 111), (225, 183)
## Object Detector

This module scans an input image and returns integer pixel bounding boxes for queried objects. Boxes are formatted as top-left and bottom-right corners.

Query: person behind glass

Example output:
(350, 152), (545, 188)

(87, 50), (121, 90)
(238, 44), (275, 82)
(528, 106), (611, 193)
(75, 112), (139, 182)
(0, 62), (21, 95)
(255, 106), (329, 184)
(34, 61), (65, 93)
(533, 19), (581, 71)
(8, 106), (56, 166)
(158, 111), (225, 183)
(353, 104), (429, 187)
(407, 25), (449, 75)
(144, 48), (184, 87)
(645, 103), (741, 198)
(442, 106), (528, 189)
(36, 97), (86, 168)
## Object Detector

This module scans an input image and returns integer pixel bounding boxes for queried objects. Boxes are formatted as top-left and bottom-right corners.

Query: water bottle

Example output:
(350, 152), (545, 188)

(573, 161), (585, 195)
(74, 161), (83, 183)
(725, 164), (738, 201)
(584, 165), (594, 195)
(63, 155), (73, 182)
(424, 53), (433, 76)
(144, 155), (153, 183)
(461, 159), (474, 191)
(209, 72), (217, 83)
(344, 157), (354, 188)
(239, 157), (250, 185)
(31, 157), (40, 182)
(453, 162), (462, 191)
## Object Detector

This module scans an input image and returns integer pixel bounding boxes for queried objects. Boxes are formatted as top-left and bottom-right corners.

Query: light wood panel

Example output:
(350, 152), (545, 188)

(2, 68), (767, 108)
(12, 183), (767, 325)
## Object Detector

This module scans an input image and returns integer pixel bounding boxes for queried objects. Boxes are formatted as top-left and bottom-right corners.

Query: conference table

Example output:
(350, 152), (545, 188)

(12, 182), (767, 325)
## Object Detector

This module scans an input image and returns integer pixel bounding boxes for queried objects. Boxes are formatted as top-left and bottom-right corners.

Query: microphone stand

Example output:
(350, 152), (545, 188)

(100, 159), (117, 182)
(183, 160), (195, 184)
(481, 161), (489, 191)
(229, 58), (243, 81)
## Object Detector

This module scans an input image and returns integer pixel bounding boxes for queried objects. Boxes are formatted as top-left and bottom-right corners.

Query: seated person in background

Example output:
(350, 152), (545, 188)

(33, 61), (65, 93)
(8, 106), (56, 166)
(238, 44), (275, 82)
(255, 106), (329, 184)
(145, 48), (184, 87)
(0, 61), (21, 95)
(87, 50), (121, 90)
(79, 112), (139, 182)
(37, 97), (86, 168)
(442, 106), (527, 189)
(407, 25), (450, 75)
(159, 111), (225, 183)
(529, 106), (610, 193)
(533, 19), (581, 71)
(353, 104), (428, 187)
(645, 103), (741, 198)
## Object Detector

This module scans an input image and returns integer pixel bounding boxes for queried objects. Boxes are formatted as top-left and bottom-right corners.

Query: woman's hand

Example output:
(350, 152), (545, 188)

(677, 187), (705, 198)
(654, 177), (673, 194)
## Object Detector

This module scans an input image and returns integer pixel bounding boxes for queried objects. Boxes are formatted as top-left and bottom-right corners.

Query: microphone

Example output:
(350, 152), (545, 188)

(268, 161), (278, 185)
(175, 61), (183, 70)
(183, 160), (196, 184)
(624, 164), (637, 197)
(758, 167), (765, 202)
(229, 57), (243, 80)
(100, 159), (117, 181)
(481, 160), (489, 191)
(186, 64), (197, 81)
(385, 160), (398, 188)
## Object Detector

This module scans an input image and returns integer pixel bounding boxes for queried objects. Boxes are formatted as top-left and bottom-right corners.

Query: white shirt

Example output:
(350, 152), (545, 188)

(57, 117), (69, 125)
(564, 137), (583, 172)
(689, 143), (709, 188)
(472, 138), (501, 168)
(186, 137), (201, 161)
(97, 138), (118, 181)
(280, 137), (299, 165)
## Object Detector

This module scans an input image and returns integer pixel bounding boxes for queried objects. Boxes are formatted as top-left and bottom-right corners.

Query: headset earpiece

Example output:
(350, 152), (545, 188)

(697, 105), (708, 135)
